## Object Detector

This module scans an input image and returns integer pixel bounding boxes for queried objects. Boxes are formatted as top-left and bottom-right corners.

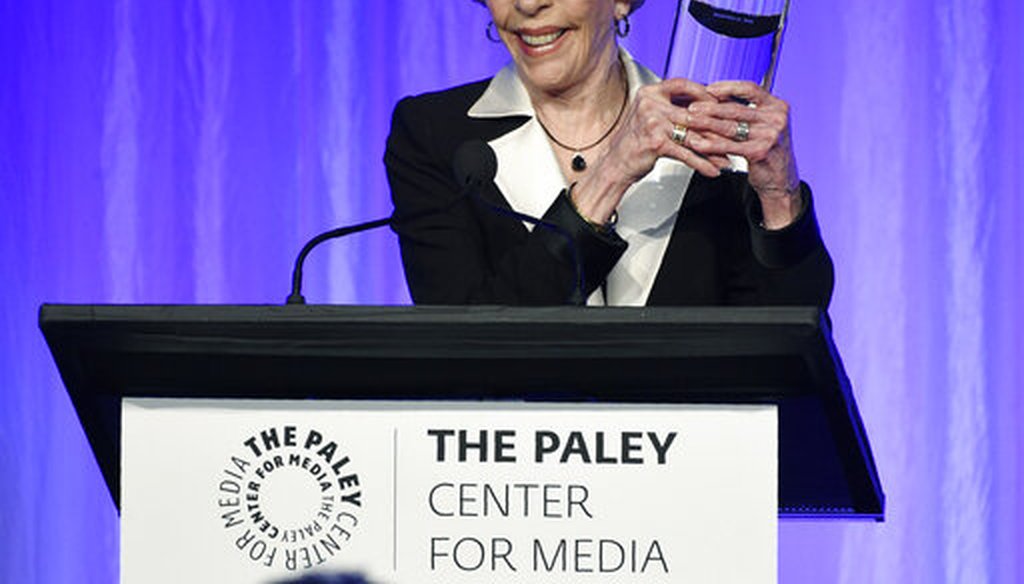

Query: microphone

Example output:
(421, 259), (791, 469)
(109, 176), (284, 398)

(285, 140), (584, 305)
(285, 142), (496, 305)
(453, 139), (498, 190)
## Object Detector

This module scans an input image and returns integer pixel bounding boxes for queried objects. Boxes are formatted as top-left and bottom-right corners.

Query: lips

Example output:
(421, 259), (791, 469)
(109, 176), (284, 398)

(519, 29), (565, 47)
(515, 27), (567, 54)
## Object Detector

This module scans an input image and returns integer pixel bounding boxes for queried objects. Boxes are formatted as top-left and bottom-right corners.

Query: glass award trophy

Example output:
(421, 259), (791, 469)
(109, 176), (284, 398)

(663, 0), (791, 90)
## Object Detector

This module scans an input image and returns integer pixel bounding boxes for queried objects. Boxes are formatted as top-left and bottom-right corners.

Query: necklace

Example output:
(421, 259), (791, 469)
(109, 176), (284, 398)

(534, 70), (629, 173)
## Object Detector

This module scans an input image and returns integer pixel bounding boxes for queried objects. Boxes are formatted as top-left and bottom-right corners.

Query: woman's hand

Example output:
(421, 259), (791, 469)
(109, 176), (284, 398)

(684, 81), (803, 229)
(572, 78), (728, 224)
(603, 78), (732, 181)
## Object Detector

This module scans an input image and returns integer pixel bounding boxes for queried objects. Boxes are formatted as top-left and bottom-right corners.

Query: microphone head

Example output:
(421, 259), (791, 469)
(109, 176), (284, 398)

(453, 139), (498, 188)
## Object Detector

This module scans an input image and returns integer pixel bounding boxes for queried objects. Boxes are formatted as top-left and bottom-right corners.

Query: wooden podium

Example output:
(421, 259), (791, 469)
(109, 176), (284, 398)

(41, 304), (883, 583)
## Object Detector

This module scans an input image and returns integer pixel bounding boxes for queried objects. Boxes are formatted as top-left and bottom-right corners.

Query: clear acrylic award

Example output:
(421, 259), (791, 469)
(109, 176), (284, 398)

(663, 0), (791, 90)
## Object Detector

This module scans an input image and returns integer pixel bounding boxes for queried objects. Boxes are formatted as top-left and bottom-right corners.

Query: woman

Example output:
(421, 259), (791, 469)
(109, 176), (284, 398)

(385, 0), (832, 307)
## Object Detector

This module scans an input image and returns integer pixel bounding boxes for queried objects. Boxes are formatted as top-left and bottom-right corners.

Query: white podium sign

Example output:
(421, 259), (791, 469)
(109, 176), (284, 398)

(121, 399), (777, 583)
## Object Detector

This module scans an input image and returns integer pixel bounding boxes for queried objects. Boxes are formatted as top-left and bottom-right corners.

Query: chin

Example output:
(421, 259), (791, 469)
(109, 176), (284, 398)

(517, 61), (580, 94)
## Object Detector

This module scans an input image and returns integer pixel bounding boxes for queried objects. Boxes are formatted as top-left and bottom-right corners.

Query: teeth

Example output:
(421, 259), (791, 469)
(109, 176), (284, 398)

(520, 30), (564, 47)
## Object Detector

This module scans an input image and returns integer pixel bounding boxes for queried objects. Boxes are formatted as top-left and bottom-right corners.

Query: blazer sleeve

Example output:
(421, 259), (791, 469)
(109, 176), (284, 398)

(726, 179), (835, 308)
(384, 95), (627, 305)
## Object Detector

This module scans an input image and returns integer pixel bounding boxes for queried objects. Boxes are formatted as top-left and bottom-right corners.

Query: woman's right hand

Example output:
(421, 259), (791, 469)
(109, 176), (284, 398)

(607, 78), (731, 181)
(572, 78), (729, 224)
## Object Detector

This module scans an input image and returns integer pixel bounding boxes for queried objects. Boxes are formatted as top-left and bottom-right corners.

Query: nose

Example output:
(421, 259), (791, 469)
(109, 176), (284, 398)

(515, 0), (552, 16)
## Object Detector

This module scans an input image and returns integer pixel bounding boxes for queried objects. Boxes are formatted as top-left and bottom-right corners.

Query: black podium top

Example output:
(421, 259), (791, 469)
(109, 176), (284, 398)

(40, 304), (883, 519)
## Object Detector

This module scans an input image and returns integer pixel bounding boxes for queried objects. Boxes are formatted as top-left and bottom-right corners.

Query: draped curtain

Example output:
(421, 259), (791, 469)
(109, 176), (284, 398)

(1, 1), (1020, 582)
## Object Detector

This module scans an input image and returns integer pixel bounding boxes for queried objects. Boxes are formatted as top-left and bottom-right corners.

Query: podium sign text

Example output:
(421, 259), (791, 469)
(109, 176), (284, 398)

(122, 399), (777, 583)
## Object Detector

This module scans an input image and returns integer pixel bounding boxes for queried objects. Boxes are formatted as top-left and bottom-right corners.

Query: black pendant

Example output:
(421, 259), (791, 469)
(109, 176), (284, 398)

(571, 153), (587, 172)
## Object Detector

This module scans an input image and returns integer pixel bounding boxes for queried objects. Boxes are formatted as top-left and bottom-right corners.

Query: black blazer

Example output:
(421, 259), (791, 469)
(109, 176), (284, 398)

(385, 79), (833, 308)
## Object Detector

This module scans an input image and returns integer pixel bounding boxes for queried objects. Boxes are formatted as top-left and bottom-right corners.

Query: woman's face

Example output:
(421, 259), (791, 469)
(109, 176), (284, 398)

(486, 0), (631, 95)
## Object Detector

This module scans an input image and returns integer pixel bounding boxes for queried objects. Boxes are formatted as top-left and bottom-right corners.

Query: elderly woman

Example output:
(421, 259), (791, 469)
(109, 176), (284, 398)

(385, 0), (831, 307)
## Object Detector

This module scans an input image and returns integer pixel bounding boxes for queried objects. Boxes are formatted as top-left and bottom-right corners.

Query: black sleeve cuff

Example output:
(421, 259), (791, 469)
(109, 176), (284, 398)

(746, 182), (825, 269)
(534, 190), (628, 298)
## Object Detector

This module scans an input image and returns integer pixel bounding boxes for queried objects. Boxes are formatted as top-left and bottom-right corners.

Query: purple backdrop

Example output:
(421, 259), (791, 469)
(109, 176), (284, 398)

(1, 1), (1021, 582)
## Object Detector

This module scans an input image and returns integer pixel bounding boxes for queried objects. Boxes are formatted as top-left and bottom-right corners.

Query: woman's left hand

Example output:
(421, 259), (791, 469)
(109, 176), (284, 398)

(682, 81), (803, 229)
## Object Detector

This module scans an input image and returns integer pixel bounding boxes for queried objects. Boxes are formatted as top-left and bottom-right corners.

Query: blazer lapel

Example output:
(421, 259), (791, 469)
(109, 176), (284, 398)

(468, 64), (565, 231)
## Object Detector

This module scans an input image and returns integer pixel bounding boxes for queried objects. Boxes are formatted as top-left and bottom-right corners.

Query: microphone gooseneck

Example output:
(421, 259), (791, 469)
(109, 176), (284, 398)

(285, 139), (584, 305)
(286, 217), (392, 305)
(285, 141), (496, 305)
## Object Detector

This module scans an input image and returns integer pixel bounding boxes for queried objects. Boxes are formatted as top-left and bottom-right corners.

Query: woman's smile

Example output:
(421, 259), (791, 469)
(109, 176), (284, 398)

(516, 27), (568, 55)
(485, 0), (627, 94)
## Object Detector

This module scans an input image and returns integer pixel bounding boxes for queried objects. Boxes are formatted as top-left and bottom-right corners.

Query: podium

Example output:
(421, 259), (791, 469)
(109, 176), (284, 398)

(41, 304), (883, 583)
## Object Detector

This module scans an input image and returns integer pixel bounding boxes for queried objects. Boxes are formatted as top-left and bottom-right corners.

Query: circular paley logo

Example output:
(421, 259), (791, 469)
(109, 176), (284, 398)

(215, 425), (364, 572)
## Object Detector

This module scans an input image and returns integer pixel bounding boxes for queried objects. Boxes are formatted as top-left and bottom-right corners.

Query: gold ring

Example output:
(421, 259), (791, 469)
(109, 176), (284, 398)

(671, 124), (688, 146)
